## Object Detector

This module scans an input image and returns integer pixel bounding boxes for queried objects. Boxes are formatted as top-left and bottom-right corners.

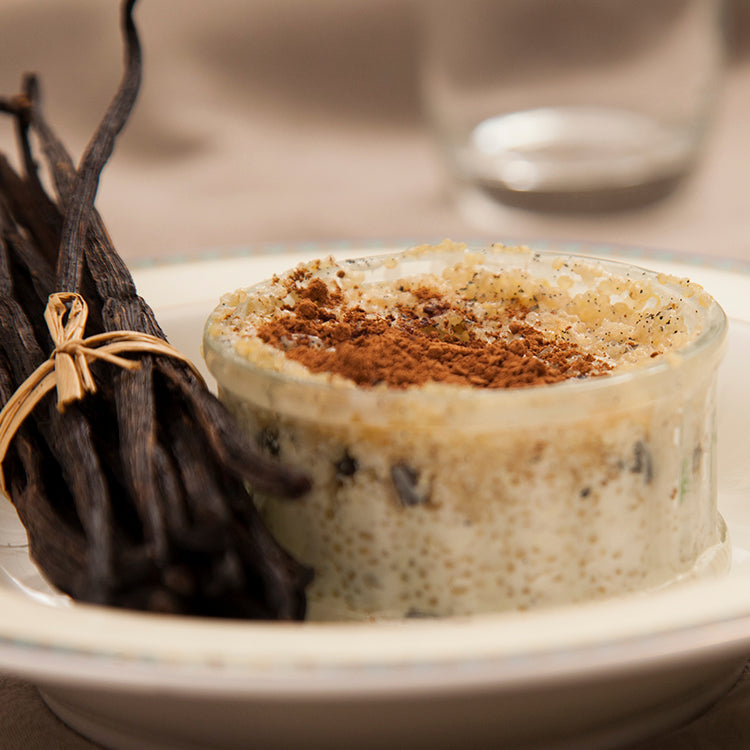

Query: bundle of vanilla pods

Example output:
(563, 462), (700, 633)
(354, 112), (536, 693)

(0, 0), (312, 619)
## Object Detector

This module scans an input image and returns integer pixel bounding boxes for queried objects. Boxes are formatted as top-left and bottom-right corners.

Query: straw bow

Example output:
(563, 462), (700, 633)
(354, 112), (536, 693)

(0, 291), (203, 491)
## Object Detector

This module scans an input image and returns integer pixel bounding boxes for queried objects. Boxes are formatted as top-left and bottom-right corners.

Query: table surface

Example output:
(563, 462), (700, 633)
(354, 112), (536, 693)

(1, 1), (750, 747)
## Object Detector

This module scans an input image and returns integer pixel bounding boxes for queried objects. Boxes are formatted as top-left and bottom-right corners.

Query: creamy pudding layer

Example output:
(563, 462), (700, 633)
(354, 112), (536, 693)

(204, 242), (729, 620)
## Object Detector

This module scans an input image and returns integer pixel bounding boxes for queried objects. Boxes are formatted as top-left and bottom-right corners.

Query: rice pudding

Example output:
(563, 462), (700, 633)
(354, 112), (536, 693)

(203, 241), (729, 620)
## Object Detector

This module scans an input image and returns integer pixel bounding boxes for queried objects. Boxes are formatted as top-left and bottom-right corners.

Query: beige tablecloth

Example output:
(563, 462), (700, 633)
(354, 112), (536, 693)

(1, 1), (750, 748)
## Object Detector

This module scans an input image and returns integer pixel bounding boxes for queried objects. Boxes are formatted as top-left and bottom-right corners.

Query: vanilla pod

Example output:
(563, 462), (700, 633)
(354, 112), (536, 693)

(0, 0), (312, 619)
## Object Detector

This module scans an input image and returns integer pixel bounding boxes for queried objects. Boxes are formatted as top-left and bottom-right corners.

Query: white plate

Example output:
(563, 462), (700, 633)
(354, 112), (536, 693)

(2, 240), (750, 750)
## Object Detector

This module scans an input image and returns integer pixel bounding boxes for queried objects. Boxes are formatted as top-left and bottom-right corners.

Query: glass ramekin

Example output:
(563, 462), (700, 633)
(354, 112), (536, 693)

(203, 244), (729, 621)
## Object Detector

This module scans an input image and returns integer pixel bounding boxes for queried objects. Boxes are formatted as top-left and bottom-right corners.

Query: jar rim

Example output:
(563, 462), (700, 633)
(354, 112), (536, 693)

(203, 245), (728, 428)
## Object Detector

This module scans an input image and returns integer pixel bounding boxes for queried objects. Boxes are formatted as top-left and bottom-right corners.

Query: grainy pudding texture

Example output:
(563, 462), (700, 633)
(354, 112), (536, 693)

(204, 241), (729, 621)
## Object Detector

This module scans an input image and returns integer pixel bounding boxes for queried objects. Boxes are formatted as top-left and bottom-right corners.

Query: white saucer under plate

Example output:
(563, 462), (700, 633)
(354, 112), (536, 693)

(2, 240), (750, 750)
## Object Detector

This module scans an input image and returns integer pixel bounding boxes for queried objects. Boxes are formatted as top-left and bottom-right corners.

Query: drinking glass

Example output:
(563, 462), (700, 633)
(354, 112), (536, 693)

(419, 0), (726, 214)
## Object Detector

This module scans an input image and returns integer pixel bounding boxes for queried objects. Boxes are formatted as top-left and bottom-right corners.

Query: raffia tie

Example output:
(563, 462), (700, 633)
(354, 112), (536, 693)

(0, 292), (204, 492)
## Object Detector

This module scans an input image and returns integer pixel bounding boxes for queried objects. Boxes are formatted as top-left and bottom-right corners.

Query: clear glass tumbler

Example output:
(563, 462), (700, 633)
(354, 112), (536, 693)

(419, 0), (726, 214)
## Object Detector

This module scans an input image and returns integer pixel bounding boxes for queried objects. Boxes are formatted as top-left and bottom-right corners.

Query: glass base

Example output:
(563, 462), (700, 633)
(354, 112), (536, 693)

(452, 106), (698, 214)
(456, 172), (688, 217)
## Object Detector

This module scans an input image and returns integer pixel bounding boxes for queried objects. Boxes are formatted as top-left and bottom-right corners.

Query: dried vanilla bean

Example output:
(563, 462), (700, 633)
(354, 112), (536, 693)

(0, 0), (312, 619)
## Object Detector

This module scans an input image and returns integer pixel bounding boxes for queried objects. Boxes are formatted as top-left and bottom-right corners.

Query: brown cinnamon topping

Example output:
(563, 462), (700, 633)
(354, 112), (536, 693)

(258, 280), (612, 389)
(297, 277), (342, 306)
(411, 285), (443, 301)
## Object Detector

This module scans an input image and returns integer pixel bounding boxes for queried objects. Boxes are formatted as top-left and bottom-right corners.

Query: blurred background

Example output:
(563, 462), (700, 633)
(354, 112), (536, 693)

(0, 0), (748, 263)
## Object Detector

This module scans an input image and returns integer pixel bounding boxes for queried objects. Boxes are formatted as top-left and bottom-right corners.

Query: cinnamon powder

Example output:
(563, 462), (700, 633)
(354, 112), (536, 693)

(257, 280), (611, 389)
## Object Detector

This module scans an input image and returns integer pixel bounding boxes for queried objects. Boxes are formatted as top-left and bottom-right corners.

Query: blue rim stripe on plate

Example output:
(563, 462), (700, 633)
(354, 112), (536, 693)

(127, 238), (750, 277)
